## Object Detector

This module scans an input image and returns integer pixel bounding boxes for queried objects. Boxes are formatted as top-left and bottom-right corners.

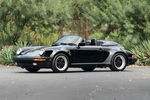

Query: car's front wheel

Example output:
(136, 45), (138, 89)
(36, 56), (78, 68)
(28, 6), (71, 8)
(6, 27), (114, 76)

(110, 53), (127, 71)
(25, 67), (40, 73)
(51, 53), (69, 72)
(81, 66), (96, 71)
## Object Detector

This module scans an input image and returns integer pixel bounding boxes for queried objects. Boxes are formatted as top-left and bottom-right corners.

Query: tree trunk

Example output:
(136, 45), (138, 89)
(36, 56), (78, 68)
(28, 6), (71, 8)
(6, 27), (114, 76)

(59, 24), (64, 38)
(84, 19), (89, 40)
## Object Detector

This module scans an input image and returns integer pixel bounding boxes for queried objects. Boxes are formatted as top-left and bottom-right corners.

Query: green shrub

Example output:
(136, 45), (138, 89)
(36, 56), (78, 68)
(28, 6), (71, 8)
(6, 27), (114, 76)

(132, 40), (150, 65)
(0, 45), (2, 51)
(0, 42), (30, 65)
(89, 32), (106, 40)
(18, 27), (59, 45)
(89, 32), (141, 50)
(110, 34), (140, 50)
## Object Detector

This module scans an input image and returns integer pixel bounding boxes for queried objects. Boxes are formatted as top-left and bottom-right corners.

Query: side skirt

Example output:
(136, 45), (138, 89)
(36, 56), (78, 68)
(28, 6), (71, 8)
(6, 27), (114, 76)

(71, 63), (110, 68)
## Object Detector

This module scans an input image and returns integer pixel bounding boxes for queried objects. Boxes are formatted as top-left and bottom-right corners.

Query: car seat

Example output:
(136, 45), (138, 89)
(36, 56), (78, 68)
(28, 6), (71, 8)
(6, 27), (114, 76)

(91, 38), (97, 45)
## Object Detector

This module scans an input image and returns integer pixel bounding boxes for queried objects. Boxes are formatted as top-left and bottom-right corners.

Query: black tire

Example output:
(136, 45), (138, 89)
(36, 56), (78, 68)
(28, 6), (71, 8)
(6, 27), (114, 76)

(25, 67), (40, 73)
(81, 66), (96, 71)
(51, 53), (69, 72)
(110, 53), (127, 71)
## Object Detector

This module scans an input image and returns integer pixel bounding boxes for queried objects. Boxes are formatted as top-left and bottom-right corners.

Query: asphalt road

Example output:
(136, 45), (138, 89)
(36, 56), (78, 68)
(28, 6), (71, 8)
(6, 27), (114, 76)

(0, 66), (150, 100)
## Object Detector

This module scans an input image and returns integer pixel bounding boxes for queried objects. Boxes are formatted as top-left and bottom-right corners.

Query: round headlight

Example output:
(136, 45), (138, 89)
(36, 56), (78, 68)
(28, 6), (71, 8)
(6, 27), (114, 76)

(16, 48), (23, 55)
(39, 50), (45, 56)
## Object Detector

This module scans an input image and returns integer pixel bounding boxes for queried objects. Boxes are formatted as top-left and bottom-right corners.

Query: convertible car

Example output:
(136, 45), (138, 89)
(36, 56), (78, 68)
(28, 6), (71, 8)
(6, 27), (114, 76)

(14, 35), (137, 72)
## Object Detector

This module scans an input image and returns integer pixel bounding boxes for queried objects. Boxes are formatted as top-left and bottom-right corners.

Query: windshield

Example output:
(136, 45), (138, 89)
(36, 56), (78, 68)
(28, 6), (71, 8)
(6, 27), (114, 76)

(54, 35), (82, 45)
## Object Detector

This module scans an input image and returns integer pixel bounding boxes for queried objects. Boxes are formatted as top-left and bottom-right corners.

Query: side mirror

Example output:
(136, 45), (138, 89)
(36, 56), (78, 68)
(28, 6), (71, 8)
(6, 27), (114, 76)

(78, 42), (85, 46)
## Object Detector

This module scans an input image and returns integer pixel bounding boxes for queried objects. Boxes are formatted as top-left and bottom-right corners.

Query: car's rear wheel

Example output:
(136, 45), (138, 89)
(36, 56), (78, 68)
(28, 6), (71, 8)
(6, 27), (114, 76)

(51, 53), (69, 72)
(110, 53), (127, 71)
(81, 66), (96, 71)
(25, 67), (40, 73)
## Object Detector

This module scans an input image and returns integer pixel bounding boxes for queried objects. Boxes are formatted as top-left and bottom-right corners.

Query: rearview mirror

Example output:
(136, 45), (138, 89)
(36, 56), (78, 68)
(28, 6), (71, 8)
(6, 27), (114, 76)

(78, 42), (85, 46)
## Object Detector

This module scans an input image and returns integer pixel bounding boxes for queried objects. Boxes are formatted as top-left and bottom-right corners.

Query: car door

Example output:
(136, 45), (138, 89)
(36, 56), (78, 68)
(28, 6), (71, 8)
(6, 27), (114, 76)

(70, 46), (109, 63)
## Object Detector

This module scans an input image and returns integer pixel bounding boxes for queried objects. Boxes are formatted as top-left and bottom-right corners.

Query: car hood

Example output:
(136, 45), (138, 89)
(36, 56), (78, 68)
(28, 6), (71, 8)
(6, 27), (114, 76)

(19, 45), (65, 57)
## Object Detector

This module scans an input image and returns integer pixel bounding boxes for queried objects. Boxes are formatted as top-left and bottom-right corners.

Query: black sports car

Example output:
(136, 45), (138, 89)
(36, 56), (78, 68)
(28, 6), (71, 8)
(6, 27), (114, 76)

(14, 35), (137, 72)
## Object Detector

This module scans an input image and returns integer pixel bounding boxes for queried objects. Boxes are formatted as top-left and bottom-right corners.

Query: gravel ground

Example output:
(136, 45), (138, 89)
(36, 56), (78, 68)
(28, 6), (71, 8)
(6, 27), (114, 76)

(0, 66), (150, 100)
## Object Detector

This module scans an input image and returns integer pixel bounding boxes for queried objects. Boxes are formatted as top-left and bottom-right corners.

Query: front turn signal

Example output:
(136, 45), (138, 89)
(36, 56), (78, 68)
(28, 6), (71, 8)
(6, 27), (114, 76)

(132, 54), (135, 58)
(34, 58), (46, 61)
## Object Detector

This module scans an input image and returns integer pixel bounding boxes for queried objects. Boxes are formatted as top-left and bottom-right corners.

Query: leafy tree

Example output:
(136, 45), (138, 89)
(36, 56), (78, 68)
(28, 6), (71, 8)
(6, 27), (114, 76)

(0, 0), (150, 47)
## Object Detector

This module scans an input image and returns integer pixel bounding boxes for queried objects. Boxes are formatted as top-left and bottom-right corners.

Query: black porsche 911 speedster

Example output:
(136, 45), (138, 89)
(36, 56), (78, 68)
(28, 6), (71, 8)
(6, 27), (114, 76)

(14, 35), (137, 72)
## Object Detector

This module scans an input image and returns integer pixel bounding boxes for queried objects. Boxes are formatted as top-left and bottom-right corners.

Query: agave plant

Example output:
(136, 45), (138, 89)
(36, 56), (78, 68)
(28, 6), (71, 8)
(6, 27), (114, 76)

(0, 47), (15, 65)
(0, 42), (30, 65)
(132, 40), (150, 65)
(14, 42), (29, 51)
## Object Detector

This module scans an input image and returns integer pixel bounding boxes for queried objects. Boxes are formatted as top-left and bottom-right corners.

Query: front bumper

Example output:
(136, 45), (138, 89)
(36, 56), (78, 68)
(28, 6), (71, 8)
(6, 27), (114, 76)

(127, 57), (137, 65)
(14, 56), (51, 68)
(125, 50), (137, 65)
